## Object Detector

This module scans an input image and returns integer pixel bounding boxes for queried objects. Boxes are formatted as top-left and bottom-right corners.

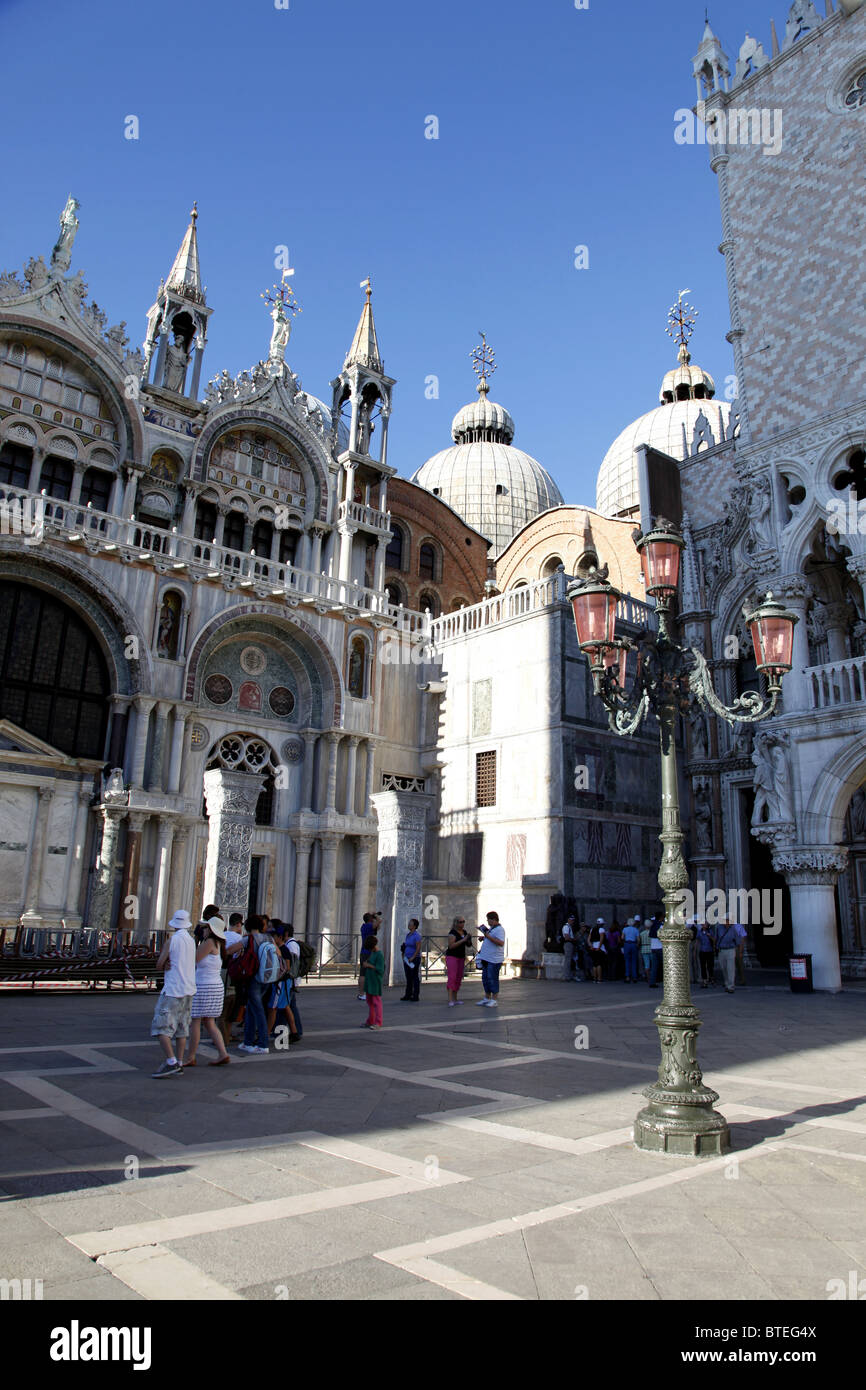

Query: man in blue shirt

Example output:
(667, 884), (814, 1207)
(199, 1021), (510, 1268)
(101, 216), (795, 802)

(622, 917), (641, 982)
(401, 917), (422, 1001)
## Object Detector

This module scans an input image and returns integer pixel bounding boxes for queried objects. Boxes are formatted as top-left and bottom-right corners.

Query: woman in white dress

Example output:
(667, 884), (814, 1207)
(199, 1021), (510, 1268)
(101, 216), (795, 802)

(186, 917), (231, 1066)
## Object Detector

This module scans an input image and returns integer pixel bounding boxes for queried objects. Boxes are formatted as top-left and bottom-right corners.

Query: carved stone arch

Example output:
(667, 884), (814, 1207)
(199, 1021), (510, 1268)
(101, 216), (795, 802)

(801, 736), (866, 848)
(0, 317), (143, 461)
(184, 601), (343, 727)
(42, 430), (80, 459)
(814, 427), (866, 493)
(191, 406), (331, 523)
(0, 546), (151, 696)
(0, 416), (41, 448)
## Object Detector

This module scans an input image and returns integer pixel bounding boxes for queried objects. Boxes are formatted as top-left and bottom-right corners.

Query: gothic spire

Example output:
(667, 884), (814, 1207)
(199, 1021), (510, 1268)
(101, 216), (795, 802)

(165, 202), (206, 306)
(344, 277), (382, 372)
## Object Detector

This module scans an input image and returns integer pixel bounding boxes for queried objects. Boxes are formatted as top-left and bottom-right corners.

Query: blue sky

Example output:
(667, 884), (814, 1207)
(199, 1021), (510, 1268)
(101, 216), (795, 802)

(1, 0), (780, 503)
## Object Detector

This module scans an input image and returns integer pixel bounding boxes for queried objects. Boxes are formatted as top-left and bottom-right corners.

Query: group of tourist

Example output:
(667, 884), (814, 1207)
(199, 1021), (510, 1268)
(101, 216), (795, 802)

(559, 914), (747, 993)
(150, 905), (306, 1078)
(150, 904), (508, 1071)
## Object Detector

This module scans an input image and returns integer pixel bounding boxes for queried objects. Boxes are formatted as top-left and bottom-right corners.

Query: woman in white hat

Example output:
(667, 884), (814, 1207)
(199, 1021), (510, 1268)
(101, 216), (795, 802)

(185, 916), (231, 1067)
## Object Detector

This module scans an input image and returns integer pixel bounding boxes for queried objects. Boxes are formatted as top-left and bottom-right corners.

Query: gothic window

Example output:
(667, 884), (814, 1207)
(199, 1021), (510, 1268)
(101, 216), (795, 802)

(0, 442), (32, 488)
(385, 524), (405, 571)
(419, 541), (437, 580)
(0, 581), (110, 758)
(80, 467), (113, 511)
(542, 554), (564, 577)
(278, 528), (297, 565)
(833, 448), (866, 502)
(845, 72), (866, 110)
(385, 581), (404, 608)
(577, 551), (599, 579)
(348, 634), (368, 698)
(194, 499), (217, 541)
(224, 510), (246, 551)
(418, 589), (440, 617)
(39, 455), (73, 501)
(252, 518), (273, 557)
(476, 750), (497, 808)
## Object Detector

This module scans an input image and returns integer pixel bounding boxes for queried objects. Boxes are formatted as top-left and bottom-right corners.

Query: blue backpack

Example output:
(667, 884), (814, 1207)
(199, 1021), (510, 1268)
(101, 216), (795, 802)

(256, 939), (282, 985)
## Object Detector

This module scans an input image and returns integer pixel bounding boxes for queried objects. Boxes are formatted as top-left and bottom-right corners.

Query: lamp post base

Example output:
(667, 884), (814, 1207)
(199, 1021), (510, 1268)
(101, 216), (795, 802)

(634, 1085), (730, 1155)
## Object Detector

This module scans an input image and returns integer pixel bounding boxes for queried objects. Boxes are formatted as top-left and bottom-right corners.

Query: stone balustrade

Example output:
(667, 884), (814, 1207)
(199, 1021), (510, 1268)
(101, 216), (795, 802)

(0, 482), (408, 619)
(430, 572), (656, 643)
(338, 498), (390, 531)
(806, 655), (866, 710)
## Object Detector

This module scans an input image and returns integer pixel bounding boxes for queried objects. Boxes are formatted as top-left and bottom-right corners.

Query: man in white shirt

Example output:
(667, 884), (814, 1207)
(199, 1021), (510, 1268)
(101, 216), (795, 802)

(561, 914), (576, 981)
(476, 911), (506, 1007)
(151, 909), (196, 1077)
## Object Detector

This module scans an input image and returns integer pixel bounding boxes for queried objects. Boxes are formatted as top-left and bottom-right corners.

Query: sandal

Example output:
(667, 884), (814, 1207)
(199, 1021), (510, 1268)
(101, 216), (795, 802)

(208, 1055), (230, 1066)
(184, 1058), (197, 1067)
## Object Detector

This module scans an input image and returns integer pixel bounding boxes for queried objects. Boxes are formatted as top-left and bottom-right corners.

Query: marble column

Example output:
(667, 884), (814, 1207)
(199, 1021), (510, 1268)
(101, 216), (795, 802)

(352, 835), (374, 930)
(373, 534), (388, 592)
(338, 525), (356, 583)
(69, 462), (85, 506)
(121, 466), (140, 519)
(291, 833), (314, 936)
(151, 817), (176, 934)
(67, 784), (94, 922)
(318, 833), (340, 963)
(778, 582), (811, 712)
(180, 483), (197, 537)
(213, 505), (228, 547)
(772, 846), (848, 992)
(310, 528), (324, 575)
(202, 769), (265, 919)
(300, 730), (318, 811)
(167, 705), (191, 795)
(90, 806), (125, 932)
(131, 696), (155, 789)
(343, 736), (360, 816)
(371, 788), (432, 986)
(20, 786), (55, 926)
(325, 732), (341, 811)
(109, 471), (125, 516)
(167, 821), (192, 927)
(147, 701), (172, 792)
(108, 693), (132, 769)
(363, 739), (376, 816)
(119, 811), (147, 943)
(824, 602), (850, 662)
(28, 448), (44, 494)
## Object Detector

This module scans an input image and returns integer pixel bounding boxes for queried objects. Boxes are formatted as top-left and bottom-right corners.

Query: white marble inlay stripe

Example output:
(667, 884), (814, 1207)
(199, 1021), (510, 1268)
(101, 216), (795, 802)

(98, 1244), (243, 1301)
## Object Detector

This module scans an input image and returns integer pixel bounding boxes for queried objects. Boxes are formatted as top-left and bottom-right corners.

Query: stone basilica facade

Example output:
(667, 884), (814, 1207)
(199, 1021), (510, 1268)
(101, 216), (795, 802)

(1, 0), (864, 989)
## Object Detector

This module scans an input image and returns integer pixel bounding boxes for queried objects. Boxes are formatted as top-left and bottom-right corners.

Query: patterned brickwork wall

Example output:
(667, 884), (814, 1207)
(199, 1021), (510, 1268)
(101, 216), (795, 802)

(716, 8), (866, 441)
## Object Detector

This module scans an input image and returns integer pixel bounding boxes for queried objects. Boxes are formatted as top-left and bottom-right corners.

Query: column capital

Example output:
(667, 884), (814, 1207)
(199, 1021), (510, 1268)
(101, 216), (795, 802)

(326, 729), (342, 745)
(126, 811), (148, 834)
(345, 734), (361, 749)
(772, 846), (848, 885)
(134, 694), (157, 714)
(110, 693), (134, 710)
(319, 831), (342, 849)
(291, 832), (315, 853)
(37, 784), (55, 802)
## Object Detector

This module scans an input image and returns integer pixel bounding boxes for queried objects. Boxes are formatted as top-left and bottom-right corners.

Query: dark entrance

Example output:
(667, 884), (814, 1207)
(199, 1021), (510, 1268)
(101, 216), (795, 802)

(742, 787), (792, 965)
(248, 855), (264, 918)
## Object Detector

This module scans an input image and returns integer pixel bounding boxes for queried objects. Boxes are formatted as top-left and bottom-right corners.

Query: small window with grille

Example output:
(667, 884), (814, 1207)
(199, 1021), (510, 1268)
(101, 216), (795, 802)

(476, 750), (496, 807)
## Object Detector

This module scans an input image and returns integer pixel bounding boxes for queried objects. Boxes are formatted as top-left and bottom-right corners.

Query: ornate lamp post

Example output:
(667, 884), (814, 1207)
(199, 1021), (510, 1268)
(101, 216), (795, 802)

(568, 519), (797, 1155)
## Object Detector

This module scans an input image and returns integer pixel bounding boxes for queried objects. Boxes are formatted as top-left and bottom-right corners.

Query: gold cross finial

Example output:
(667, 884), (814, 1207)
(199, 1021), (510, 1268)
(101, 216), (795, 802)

(666, 290), (698, 353)
(261, 272), (302, 317)
(470, 332), (496, 394)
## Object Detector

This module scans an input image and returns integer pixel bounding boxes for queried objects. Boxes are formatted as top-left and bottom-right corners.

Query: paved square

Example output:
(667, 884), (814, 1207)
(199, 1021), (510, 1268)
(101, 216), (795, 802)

(1, 977), (865, 1301)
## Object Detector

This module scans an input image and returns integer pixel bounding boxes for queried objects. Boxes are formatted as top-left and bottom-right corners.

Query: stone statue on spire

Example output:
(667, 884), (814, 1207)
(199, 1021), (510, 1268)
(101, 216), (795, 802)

(51, 196), (80, 275)
(262, 271), (301, 366)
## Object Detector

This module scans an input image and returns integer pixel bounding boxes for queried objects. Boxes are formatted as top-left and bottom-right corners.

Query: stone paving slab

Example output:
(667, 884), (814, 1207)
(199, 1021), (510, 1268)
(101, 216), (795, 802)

(1, 980), (865, 1303)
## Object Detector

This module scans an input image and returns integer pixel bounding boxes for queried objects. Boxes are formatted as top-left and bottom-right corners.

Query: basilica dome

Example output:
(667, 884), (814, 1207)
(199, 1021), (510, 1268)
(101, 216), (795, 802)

(596, 346), (733, 519)
(412, 380), (562, 556)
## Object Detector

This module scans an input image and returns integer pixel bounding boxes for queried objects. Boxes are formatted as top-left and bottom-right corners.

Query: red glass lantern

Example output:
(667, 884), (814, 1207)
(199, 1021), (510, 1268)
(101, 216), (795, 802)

(634, 519), (684, 596)
(567, 572), (621, 659)
(744, 593), (798, 675)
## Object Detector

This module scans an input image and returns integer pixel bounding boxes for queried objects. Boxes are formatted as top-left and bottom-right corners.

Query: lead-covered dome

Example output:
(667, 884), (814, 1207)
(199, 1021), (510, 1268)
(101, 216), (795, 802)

(596, 346), (733, 518)
(412, 379), (562, 555)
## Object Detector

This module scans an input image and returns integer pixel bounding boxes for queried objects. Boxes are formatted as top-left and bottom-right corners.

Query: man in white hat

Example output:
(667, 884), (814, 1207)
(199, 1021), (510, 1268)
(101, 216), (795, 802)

(151, 909), (196, 1077)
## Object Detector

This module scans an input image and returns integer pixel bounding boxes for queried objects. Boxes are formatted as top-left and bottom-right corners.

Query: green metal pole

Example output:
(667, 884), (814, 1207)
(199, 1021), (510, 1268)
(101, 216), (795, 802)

(634, 606), (730, 1155)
